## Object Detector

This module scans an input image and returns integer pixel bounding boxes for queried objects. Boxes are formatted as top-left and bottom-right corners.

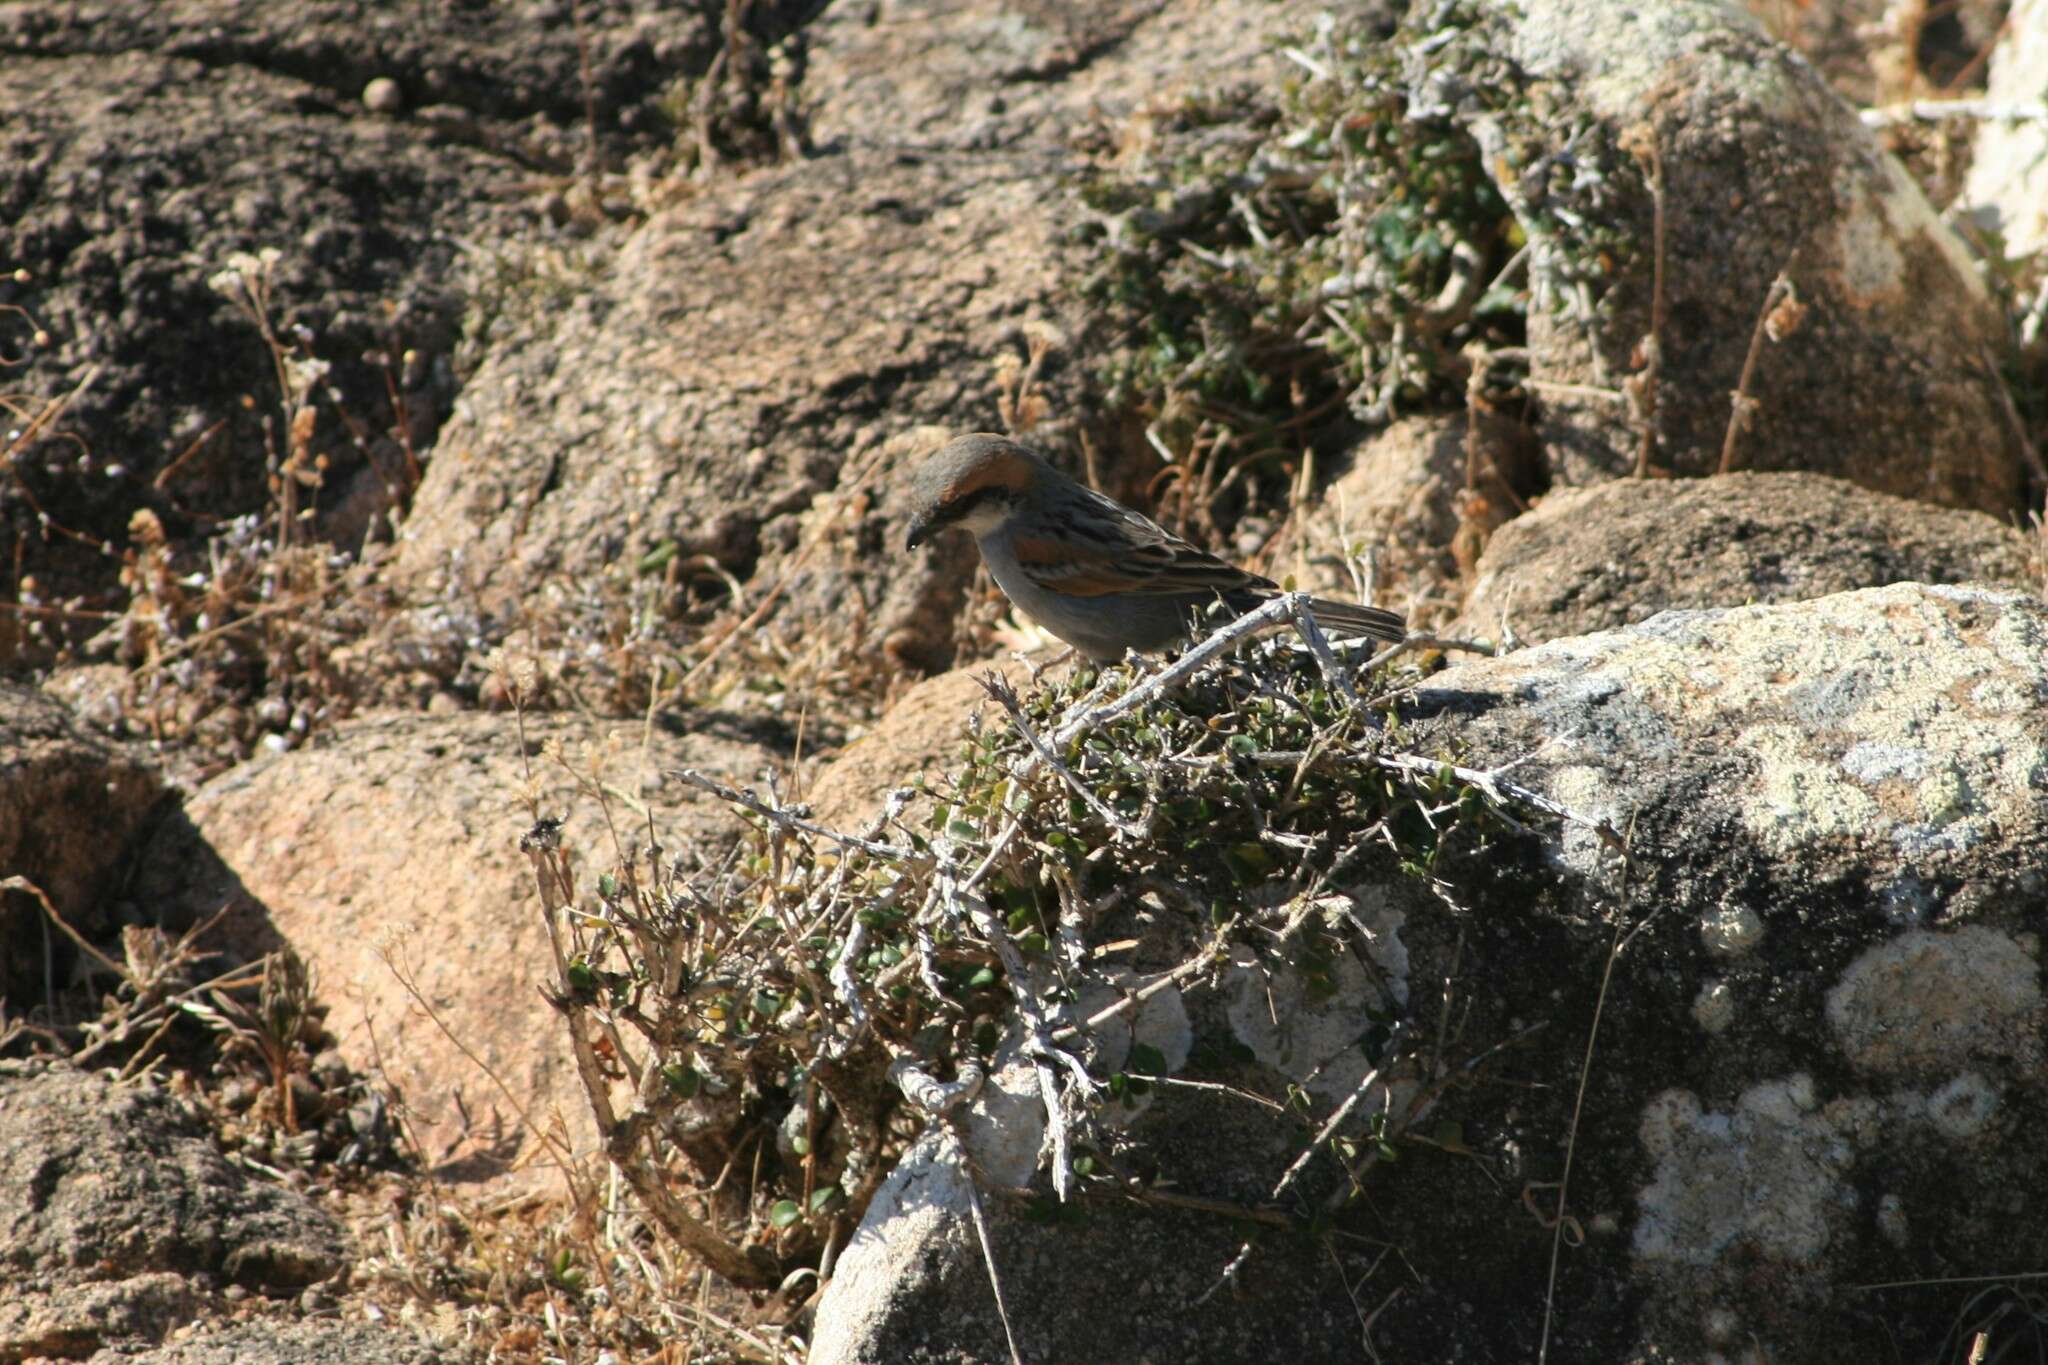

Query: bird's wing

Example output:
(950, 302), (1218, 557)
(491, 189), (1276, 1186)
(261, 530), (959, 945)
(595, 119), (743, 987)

(1011, 490), (1273, 599)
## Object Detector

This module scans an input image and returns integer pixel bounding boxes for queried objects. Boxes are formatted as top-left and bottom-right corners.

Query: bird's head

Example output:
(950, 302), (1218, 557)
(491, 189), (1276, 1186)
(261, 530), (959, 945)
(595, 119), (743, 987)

(904, 433), (1048, 550)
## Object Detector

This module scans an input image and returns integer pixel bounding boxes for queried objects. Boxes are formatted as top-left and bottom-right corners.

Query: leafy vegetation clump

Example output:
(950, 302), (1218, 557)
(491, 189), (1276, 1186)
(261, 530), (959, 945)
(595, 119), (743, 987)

(1076, 3), (1638, 518)
(526, 631), (1531, 1293)
(934, 649), (1503, 900)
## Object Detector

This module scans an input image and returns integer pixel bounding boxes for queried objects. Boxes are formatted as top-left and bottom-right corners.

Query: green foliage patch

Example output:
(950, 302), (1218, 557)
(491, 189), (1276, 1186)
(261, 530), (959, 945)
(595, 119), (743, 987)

(1076, 2), (1638, 506)
(530, 636), (1528, 1282)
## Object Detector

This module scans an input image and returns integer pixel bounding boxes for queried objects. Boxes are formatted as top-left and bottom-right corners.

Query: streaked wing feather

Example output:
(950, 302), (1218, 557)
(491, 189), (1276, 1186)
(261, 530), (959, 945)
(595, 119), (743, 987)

(1013, 492), (1406, 641)
(1015, 492), (1273, 599)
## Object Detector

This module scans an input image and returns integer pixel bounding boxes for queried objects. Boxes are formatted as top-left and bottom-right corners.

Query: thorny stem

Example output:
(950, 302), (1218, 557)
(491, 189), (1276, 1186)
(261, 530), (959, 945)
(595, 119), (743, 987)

(669, 767), (919, 864)
(523, 833), (780, 1289)
(981, 673), (1149, 840)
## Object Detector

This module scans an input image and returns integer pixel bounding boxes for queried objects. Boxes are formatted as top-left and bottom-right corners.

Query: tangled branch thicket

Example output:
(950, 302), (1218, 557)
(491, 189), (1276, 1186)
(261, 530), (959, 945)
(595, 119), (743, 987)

(520, 606), (1574, 1293)
(1073, 3), (1637, 571)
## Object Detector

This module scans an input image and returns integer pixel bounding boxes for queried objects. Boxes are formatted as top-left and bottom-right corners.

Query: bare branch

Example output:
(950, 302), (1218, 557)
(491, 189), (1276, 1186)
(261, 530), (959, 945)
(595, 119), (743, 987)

(668, 767), (921, 864)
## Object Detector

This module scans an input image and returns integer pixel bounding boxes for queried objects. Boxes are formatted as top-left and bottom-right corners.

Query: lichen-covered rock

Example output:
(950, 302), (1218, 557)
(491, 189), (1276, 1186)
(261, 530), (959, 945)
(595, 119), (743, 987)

(808, 583), (2048, 1364)
(1441, 581), (2045, 897)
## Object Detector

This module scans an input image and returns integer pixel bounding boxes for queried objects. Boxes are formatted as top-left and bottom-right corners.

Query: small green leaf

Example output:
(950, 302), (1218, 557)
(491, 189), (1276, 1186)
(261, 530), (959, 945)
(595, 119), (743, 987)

(768, 1200), (803, 1229)
(661, 1064), (701, 1098)
(808, 1184), (844, 1214)
(1128, 1043), (1167, 1075)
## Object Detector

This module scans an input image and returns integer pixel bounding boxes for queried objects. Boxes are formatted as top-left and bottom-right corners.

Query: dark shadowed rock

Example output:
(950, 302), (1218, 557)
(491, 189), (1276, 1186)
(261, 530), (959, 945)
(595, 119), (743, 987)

(0, 0), (787, 635)
(0, 682), (163, 1004)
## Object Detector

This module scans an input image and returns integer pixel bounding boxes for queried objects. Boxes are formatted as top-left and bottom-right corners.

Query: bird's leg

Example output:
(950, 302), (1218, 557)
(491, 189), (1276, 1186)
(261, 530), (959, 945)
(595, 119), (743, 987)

(1014, 645), (1075, 681)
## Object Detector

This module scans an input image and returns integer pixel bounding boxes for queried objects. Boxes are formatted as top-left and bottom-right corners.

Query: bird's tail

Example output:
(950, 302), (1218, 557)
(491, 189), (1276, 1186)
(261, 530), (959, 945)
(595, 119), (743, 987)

(1304, 596), (1407, 645)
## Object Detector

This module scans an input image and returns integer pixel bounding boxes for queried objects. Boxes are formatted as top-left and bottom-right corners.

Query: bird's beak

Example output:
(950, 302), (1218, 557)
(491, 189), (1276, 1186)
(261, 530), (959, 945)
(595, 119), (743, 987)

(905, 514), (932, 551)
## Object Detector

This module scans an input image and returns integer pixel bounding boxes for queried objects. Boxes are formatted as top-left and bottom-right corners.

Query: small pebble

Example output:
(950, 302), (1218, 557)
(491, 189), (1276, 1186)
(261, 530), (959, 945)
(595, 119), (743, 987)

(362, 77), (404, 114)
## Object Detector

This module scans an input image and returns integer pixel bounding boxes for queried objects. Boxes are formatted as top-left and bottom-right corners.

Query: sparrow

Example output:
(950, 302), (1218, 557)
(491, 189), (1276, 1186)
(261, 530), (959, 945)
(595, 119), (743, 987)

(904, 433), (1406, 662)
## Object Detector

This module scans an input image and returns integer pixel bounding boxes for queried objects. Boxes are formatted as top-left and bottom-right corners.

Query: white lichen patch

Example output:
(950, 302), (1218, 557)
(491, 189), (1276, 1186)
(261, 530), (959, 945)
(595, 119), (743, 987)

(1498, 586), (2046, 868)
(1069, 969), (1193, 1128)
(1635, 1077), (1877, 1267)
(1547, 762), (1627, 879)
(1875, 1192), (1909, 1247)
(1743, 723), (1882, 850)
(1222, 894), (1407, 1110)
(1731, 589), (2041, 860)
(1826, 927), (2043, 1075)
(1924, 1072), (2000, 1140)
(1693, 980), (1735, 1034)
(1987, 595), (2048, 669)
(1700, 905), (1766, 957)
(1833, 177), (1910, 309)
(1839, 741), (1927, 784)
